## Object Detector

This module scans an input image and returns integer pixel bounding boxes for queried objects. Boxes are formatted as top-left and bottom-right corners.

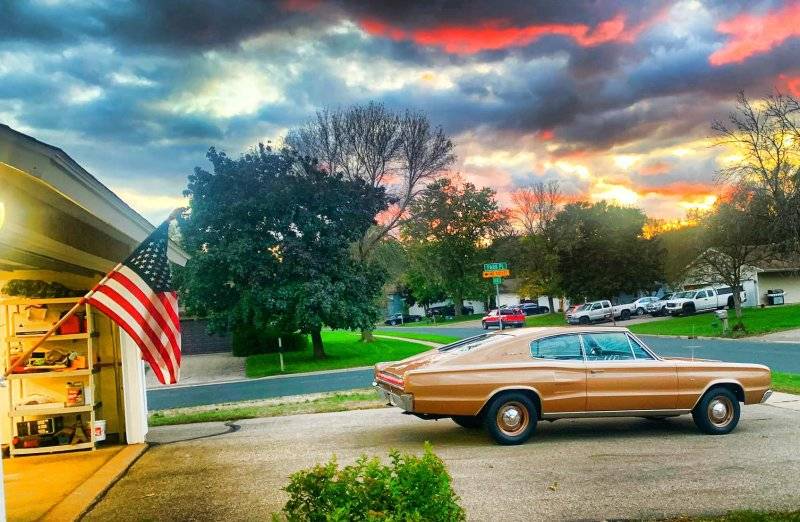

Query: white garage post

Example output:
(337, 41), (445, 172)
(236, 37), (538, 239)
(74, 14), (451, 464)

(120, 330), (149, 444)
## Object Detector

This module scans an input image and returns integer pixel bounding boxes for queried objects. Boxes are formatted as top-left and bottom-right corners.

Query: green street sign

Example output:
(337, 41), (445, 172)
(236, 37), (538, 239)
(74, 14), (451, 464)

(492, 276), (502, 285)
(484, 262), (508, 271)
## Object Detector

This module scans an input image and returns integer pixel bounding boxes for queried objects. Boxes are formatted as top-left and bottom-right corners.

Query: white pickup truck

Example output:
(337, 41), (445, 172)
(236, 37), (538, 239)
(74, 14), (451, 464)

(566, 300), (635, 324)
(664, 286), (746, 316)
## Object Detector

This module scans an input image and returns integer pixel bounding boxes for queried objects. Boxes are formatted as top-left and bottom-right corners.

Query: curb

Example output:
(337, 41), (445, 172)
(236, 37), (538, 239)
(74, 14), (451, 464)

(40, 443), (147, 521)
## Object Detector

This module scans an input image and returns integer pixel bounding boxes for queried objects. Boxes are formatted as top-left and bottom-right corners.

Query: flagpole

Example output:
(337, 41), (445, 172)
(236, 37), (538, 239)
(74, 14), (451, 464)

(2, 206), (185, 379)
(3, 263), (122, 378)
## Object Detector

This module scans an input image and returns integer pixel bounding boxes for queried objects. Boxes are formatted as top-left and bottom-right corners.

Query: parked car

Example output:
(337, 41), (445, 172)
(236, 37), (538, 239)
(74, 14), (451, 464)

(481, 308), (525, 329)
(426, 304), (475, 317)
(519, 303), (550, 316)
(646, 293), (675, 316)
(374, 327), (771, 445)
(563, 303), (584, 320)
(383, 313), (423, 326)
(567, 300), (634, 324)
(631, 296), (659, 316)
(665, 286), (747, 316)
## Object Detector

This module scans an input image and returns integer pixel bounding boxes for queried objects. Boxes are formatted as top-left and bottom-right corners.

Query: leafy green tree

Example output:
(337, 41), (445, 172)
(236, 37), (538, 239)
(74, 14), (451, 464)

(552, 202), (664, 301)
(179, 144), (388, 358)
(401, 178), (507, 315)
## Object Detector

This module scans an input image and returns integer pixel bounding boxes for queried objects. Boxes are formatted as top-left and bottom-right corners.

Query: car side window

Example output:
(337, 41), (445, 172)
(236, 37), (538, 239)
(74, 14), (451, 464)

(628, 336), (654, 360)
(531, 335), (584, 361)
(582, 333), (635, 361)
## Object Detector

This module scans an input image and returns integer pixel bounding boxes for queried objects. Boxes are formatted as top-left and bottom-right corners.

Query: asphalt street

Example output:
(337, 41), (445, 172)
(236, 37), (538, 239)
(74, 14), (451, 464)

(149, 327), (800, 410)
(87, 396), (800, 521)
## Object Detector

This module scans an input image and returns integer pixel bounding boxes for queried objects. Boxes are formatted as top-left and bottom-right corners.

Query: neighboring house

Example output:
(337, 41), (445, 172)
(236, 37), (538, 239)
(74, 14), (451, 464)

(681, 249), (800, 306)
(0, 124), (188, 451)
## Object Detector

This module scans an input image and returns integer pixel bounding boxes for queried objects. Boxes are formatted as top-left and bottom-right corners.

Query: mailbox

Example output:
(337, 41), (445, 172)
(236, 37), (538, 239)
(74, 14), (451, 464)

(715, 309), (728, 320)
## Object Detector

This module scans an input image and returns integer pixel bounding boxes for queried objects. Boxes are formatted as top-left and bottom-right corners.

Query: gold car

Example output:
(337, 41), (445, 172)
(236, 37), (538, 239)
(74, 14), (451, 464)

(373, 327), (772, 445)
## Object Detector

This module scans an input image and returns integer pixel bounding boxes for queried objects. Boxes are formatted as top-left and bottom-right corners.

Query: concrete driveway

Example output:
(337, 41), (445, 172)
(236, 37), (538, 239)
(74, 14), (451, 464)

(86, 395), (800, 521)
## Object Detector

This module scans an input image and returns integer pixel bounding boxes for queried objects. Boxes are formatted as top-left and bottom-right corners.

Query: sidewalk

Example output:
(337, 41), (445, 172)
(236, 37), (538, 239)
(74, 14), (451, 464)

(146, 353), (245, 389)
(755, 328), (800, 343)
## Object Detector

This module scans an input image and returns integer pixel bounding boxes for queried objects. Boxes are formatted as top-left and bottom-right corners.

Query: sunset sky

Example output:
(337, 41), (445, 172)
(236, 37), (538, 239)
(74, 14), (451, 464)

(3, 0), (800, 223)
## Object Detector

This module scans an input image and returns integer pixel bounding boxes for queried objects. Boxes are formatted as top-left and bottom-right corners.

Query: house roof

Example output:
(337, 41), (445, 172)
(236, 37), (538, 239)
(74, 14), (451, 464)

(0, 124), (188, 267)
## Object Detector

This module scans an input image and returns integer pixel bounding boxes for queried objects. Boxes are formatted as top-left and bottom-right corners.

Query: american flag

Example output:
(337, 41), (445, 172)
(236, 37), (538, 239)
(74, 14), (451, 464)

(87, 221), (181, 384)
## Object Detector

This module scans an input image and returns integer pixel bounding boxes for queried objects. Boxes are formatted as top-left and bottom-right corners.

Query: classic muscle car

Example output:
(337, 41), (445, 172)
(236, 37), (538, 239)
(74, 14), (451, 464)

(373, 327), (772, 445)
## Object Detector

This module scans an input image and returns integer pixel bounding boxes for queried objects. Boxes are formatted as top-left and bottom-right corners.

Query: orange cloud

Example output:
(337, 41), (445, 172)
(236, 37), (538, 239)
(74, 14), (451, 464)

(779, 73), (800, 97)
(539, 129), (555, 141)
(639, 160), (670, 175)
(360, 12), (654, 54)
(710, 2), (800, 66)
(640, 182), (715, 198)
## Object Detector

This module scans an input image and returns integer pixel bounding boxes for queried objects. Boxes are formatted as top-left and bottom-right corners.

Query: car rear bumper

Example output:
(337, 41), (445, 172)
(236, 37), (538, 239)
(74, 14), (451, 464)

(760, 389), (773, 403)
(373, 382), (414, 411)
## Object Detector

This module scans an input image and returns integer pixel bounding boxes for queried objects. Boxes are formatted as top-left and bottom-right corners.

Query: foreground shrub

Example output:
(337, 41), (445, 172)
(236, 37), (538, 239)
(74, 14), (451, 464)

(282, 443), (465, 521)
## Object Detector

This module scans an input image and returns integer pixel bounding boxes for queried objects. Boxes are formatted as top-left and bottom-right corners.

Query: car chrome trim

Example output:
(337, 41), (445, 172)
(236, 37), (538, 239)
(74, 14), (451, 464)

(374, 383), (414, 412)
(541, 408), (690, 419)
(760, 389), (773, 403)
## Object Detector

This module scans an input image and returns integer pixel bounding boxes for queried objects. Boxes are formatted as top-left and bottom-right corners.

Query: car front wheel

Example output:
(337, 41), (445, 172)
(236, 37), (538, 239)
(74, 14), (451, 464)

(482, 321), (488, 330)
(692, 387), (740, 435)
(452, 415), (483, 429)
(484, 392), (538, 445)
(579, 316), (590, 325)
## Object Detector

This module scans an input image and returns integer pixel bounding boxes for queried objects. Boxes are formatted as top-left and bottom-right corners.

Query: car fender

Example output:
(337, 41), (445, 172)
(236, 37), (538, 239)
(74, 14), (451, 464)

(477, 385), (544, 417)
(690, 378), (745, 410)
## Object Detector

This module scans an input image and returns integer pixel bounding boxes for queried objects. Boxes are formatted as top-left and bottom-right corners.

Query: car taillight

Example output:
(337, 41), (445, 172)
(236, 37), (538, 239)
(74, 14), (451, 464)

(378, 371), (404, 388)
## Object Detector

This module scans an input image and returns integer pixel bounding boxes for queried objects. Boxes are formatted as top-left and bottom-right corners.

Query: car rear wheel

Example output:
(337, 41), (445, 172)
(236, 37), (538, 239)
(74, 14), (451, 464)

(484, 392), (537, 445)
(452, 415), (483, 429)
(692, 387), (740, 435)
(636, 307), (645, 316)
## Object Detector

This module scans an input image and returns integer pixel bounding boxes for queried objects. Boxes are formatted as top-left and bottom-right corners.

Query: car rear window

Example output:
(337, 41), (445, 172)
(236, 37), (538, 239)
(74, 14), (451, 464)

(438, 334), (512, 353)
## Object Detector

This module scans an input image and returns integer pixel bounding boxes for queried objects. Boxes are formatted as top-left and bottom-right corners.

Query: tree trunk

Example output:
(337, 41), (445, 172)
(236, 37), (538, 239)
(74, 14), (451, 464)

(311, 327), (326, 359)
(547, 295), (554, 314)
(453, 292), (463, 316)
(733, 292), (743, 320)
(360, 329), (374, 342)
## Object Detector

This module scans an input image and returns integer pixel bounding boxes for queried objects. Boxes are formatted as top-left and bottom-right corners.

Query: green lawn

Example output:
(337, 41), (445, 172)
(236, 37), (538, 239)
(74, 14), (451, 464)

(397, 313), (483, 327)
(149, 389), (382, 426)
(373, 331), (461, 345)
(629, 304), (800, 338)
(525, 313), (567, 327)
(772, 372), (800, 394)
(245, 331), (432, 378)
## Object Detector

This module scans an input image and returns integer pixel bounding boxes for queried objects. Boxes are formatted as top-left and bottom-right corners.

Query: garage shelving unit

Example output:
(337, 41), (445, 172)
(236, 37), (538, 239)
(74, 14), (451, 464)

(2, 297), (100, 457)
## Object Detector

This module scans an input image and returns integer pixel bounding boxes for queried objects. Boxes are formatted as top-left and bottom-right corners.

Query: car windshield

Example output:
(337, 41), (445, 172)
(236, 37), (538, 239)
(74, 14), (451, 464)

(660, 294), (674, 301)
(675, 291), (695, 298)
(438, 334), (512, 353)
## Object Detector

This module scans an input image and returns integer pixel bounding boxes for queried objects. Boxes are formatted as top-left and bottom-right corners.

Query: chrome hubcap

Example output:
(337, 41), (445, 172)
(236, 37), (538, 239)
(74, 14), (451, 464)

(707, 396), (734, 427)
(496, 401), (529, 436)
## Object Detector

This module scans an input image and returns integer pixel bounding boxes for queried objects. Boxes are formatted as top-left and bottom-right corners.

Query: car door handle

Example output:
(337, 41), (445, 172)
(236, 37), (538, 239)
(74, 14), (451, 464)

(590, 369), (605, 374)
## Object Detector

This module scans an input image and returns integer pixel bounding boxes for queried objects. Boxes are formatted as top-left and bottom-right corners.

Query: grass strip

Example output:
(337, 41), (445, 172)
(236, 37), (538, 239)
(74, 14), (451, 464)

(772, 372), (800, 394)
(149, 389), (383, 426)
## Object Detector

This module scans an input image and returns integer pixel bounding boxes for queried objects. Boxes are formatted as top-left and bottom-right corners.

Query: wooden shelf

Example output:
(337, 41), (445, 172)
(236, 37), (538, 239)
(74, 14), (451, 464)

(8, 333), (91, 342)
(0, 297), (83, 306)
(10, 402), (101, 417)
(11, 441), (94, 456)
(7, 368), (96, 380)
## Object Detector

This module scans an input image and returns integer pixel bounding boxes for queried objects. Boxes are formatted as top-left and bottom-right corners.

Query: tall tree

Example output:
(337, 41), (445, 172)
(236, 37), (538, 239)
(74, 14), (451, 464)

(552, 202), (664, 301)
(690, 189), (777, 325)
(401, 178), (507, 315)
(713, 91), (800, 247)
(509, 180), (563, 311)
(179, 145), (388, 359)
(286, 102), (455, 338)
(510, 180), (561, 235)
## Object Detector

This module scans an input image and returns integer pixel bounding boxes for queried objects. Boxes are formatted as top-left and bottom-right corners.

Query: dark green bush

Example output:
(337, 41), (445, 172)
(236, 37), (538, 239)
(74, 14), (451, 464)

(282, 443), (465, 521)
(231, 325), (308, 357)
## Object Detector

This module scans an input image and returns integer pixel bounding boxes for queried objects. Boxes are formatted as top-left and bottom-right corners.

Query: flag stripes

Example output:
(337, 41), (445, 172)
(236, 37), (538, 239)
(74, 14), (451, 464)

(86, 222), (181, 385)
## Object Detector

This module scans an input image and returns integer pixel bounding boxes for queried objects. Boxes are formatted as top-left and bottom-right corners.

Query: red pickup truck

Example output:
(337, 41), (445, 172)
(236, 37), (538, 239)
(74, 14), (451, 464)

(481, 308), (526, 329)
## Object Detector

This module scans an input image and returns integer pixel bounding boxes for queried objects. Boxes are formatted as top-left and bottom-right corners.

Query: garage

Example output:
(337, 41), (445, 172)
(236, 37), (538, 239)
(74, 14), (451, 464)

(0, 124), (187, 519)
